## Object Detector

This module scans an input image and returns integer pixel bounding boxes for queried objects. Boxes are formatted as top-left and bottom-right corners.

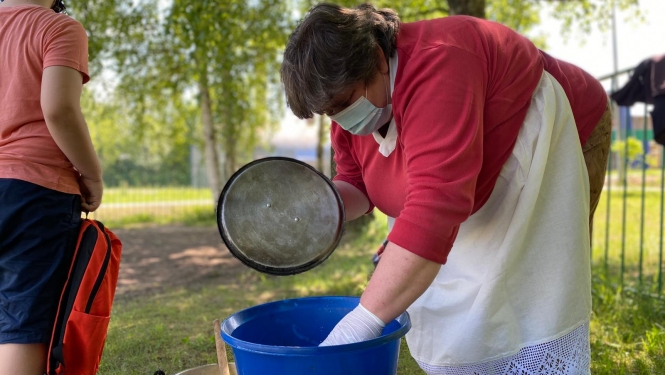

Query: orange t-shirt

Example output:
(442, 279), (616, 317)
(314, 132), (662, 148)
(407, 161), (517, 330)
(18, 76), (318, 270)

(0, 5), (89, 195)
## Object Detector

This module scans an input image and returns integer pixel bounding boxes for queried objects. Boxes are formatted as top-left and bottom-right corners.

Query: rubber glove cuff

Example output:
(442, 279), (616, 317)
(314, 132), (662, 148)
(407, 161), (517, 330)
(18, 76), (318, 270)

(319, 303), (385, 347)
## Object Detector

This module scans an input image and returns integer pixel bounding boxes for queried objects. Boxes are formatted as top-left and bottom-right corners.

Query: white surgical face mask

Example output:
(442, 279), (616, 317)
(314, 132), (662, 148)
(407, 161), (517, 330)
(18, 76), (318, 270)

(330, 75), (392, 136)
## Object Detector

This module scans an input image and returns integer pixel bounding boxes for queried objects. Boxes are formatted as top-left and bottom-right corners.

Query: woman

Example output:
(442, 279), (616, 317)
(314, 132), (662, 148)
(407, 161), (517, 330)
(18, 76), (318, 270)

(0, 1), (102, 374)
(281, 3), (610, 374)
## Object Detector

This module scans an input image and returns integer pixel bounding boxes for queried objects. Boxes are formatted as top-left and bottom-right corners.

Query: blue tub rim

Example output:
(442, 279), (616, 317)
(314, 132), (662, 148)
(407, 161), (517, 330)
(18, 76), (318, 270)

(221, 296), (411, 355)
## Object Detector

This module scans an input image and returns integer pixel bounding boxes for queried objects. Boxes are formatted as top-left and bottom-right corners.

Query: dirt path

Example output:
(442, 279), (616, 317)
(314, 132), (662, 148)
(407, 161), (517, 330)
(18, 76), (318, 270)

(113, 225), (245, 299)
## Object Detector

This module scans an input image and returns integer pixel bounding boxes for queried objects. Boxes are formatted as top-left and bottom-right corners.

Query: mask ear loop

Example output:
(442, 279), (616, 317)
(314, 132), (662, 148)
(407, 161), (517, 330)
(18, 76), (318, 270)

(365, 73), (390, 107)
(383, 73), (390, 105)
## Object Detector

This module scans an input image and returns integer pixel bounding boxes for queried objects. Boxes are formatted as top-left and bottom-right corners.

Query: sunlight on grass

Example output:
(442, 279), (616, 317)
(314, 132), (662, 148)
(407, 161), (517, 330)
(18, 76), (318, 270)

(103, 187), (212, 204)
(99, 207), (665, 374)
(96, 206), (216, 229)
(589, 276), (665, 374)
(592, 190), (665, 293)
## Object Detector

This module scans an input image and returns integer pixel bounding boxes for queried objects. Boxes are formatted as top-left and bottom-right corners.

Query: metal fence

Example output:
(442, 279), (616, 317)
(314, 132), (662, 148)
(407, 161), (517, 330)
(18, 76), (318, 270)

(87, 146), (214, 227)
(595, 69), (664, 297)
(87, 144), (328, 227)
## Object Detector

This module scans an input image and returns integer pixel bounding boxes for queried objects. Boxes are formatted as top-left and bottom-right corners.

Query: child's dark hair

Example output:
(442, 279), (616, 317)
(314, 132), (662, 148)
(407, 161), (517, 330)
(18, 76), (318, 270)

(0, 0), (66, 13)
(52, 0), (67, 14)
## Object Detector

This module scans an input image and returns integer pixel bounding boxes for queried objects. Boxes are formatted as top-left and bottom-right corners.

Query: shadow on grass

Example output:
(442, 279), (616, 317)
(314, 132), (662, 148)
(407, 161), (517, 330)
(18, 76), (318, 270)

(99, 214), (408, 374)
(99, 213), (664, 374)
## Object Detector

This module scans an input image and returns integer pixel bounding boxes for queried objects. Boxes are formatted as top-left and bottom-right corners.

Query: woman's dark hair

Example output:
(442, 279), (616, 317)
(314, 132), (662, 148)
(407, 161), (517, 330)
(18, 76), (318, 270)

(281, 3), (400, 119)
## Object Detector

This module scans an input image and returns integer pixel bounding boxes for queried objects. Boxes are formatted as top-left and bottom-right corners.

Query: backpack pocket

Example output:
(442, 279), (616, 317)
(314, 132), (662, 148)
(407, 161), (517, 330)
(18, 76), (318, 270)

(60, 310), (111, 375)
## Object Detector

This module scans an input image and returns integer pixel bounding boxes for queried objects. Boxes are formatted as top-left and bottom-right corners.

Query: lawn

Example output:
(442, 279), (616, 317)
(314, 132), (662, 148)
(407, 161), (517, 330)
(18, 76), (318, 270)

(90, 188), (214, 228)
(592, 189), (665, 293)
(103, 187), (212, 204)
(98, 205), (665, 374)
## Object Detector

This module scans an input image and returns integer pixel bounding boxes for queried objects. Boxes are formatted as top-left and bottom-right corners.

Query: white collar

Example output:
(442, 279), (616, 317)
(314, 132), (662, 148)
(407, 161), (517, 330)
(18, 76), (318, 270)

(372, 52), (399, 157)
(372, 119), (398, 157)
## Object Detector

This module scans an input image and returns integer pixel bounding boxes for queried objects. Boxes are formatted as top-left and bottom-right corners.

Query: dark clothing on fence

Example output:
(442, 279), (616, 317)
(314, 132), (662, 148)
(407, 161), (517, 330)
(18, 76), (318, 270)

(611, 55), (665, 145)
(611, 55), (665, 105)
(653, 96), (665, 145)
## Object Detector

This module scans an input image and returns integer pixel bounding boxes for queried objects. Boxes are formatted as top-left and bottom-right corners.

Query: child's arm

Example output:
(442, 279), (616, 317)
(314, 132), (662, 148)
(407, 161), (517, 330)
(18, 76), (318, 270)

(41, 66), (103, 212)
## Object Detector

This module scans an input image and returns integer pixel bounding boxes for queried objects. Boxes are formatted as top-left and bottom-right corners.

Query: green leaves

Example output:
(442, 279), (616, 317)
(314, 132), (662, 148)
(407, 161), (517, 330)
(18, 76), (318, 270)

(72, 0), (642, 188)
(69, 0), (292, 183)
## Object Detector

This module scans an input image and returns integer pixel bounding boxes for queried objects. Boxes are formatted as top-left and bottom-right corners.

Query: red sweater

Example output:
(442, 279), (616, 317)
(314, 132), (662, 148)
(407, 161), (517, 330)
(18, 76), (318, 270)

(332, 16), (607, 264)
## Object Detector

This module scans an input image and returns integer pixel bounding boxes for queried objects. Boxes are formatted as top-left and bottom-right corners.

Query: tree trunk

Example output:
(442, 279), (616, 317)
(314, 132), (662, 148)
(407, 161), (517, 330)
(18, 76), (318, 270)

(447, 0), (486, 18)
(316, 114), (326, 174)
(199, 74), (222, 204)
(224, 131), (236, 183)
(330, 131), (337, 179)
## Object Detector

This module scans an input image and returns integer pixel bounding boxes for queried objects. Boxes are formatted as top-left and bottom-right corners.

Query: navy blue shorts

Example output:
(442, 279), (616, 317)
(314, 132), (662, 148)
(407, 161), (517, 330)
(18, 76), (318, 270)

(0, 179), (81, 344)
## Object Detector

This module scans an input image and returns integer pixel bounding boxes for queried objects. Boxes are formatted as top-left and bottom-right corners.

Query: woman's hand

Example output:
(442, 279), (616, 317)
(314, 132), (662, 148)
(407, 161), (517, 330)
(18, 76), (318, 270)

(319, 304), (385, 346)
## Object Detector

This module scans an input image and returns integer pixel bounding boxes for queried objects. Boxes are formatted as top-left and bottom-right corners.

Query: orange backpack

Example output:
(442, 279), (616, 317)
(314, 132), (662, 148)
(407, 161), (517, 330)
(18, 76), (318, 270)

(47, 219), (122, 375)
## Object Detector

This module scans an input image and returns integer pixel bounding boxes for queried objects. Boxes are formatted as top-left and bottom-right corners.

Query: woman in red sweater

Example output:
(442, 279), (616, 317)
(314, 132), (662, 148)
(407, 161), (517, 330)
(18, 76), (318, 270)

(281, 3), (610, 374)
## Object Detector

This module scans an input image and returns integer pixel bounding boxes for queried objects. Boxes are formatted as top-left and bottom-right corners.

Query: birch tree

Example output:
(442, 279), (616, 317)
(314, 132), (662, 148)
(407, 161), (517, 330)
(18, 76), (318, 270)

(72, 0), (290, 201)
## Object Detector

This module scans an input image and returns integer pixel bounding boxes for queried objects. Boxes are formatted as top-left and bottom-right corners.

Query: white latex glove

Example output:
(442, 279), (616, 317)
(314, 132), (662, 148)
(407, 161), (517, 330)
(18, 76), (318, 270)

(319, 304), (386, 346)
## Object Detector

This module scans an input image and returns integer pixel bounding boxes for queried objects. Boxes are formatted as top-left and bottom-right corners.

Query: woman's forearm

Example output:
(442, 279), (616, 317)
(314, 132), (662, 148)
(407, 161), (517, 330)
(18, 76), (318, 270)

(333, 180), (370, 221)
(361, 242), (441, 323)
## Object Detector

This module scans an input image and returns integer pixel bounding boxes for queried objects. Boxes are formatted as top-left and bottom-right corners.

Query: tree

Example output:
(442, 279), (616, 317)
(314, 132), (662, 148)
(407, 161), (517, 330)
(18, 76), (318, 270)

(71, 0), (290, 201)
(315, 115), (329, 174)
(448, 0), (485, 17)
(377, 0), (640, 37)
(66, 0), (146, 75)
(612, 136), (644, 180)
(166, 0), (289, 191)
(80, 84), (197, 187)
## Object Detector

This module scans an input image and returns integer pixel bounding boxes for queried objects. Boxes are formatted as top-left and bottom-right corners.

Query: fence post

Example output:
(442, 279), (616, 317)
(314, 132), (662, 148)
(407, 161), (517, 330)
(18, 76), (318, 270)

(639, 105), (648, 285)
(658, 148), (665, 295)
(605, 136), (612, 275)
(620, 108), (631, 287)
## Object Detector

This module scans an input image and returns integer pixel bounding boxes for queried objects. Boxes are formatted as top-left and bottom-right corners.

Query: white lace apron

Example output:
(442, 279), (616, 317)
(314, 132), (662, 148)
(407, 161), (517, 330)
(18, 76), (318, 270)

(389, 71), (592, 374)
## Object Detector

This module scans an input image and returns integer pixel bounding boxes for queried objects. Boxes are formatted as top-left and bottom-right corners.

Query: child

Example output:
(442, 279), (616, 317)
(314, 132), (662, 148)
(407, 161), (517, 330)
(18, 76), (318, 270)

(0, 1), (103, 374)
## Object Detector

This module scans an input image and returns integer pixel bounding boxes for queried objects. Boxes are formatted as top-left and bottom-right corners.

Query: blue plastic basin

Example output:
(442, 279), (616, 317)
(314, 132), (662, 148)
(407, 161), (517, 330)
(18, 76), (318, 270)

(221, 296), (411, 375)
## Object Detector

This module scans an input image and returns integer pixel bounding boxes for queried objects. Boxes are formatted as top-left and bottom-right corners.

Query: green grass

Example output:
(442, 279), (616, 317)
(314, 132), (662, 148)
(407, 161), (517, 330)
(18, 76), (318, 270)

(588, 189), (665, 373)
(99, 209), (665, 374)
(99, 214), (390, 374)
(103, 187), (211, 204)
(98, 206), (217, 229)
(590, 276), (665, 374)
(87, 187), (215, 229)
(592, 189), (664, 293)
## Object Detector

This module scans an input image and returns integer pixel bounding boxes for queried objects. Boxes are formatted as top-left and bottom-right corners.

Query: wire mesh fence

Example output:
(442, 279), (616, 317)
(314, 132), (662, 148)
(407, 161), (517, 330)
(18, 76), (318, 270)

(87, 146), (214, 227)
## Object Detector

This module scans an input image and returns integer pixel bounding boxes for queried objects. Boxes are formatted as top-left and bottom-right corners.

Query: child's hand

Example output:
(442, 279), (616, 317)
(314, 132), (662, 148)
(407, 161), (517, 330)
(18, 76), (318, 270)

(79, 175), (103, 212)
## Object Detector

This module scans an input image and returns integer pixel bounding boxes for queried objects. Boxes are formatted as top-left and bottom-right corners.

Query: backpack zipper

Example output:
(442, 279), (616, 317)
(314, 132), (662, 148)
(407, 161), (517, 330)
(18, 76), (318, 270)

(85, 223), (112, 314)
